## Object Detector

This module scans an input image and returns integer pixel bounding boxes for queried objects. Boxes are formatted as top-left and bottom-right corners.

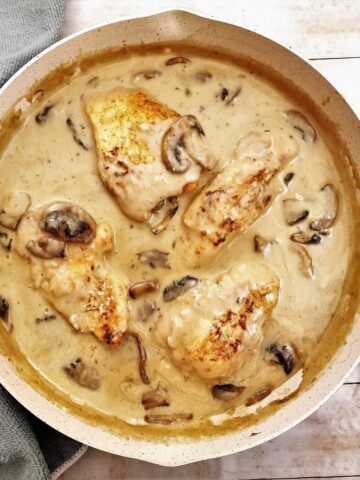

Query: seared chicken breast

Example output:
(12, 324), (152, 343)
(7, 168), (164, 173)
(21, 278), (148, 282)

(155, 262), (279, 381)
(85, 89), (212, 226)
(16, 202), (129, 345)
(182, 122), (300, 265)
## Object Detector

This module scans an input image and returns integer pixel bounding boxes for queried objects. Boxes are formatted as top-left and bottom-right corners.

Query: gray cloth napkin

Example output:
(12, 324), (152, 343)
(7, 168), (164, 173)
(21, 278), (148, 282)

(0, 1), (87, 479)
(0, 0), (65, 86)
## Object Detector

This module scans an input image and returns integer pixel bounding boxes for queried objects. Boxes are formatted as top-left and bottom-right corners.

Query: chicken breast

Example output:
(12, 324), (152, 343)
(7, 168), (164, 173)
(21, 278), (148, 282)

(155, 262), (279, 381)
(85, 88), (205, 224)
(182, 121), (300, 265)
(16, 202), (129, 345)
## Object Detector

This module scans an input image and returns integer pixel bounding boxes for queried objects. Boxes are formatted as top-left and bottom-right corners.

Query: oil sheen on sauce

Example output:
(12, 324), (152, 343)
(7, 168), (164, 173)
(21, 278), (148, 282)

(0, 50), (351, 426)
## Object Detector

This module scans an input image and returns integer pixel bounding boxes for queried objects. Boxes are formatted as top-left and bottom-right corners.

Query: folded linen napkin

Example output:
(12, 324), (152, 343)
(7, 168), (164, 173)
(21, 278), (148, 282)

(0, 1), (87, 479)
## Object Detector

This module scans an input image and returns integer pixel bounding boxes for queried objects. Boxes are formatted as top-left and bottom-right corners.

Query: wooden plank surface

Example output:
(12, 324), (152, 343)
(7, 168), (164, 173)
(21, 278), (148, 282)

(63, 0), (360, 59)
(60, 1), (360, 478)
(62, 370), (360, 480)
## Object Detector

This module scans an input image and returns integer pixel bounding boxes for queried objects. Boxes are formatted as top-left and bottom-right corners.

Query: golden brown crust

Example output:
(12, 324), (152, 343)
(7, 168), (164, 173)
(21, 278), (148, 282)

(85, 89), (179, 166)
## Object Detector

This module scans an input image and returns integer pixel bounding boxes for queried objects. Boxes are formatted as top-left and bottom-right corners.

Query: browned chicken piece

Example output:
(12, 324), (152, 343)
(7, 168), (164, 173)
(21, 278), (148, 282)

(85, 88), (216, 229)
(155, 262), (279, 381)
(182, 123), (300, 265)
(15, 202), (129, 345)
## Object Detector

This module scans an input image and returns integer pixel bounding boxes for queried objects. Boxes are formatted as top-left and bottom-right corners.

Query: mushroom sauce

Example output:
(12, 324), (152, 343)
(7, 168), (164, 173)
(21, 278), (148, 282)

(0, 47), (354, 429)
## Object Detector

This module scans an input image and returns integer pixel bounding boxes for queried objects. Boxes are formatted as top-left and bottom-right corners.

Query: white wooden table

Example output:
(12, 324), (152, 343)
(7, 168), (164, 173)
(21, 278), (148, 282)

(60, 1), (360, 479)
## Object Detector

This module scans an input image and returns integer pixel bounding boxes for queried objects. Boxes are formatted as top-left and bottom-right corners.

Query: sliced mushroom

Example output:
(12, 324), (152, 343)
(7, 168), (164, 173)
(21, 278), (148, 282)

(310, 184), (338, 231)
(0, 296), (9, 320)
(147, 197), (178, 234)
(144, 413), (193, 425)
(0, 231), (13, 251)
(292, 244), (314, 278)
(284, 172), (295, 186)
(40, 203), (96, 244)
(195, 71), (212, 82)
(286, 110), (317, 143)
(0, 191), (31, 230)
(133, 70), (162, 81)
(290, 231), (322, 244)
(142, 384), (170, 410)
(226, 87), (242, 106)
(266, 343), (295, 375)
(35, 105), (54, 124)
(129, 280), (159, 299)
(137, 300), (157, 322)
(212, 384), (245, 401)
(66, 117), (89, 151)
(35, 314), (57, 323)
(162, 118), (192, 173)
(163, 275), (198, 302)
(162, 115), (216, 172)
(137, 249), (170, 269)
(219, 88), (229, 100)
(127, 332), (150, 384)
(254, 234), (272, 254)
(26, 237), (66, 259)
(87, 76), (99, 86)
(63, 358), (101, 390)
(0, 296), (12, 332)
(283, 199), (309, 226)
(245, 386), (273, 406)
(165, 57), (190, 66)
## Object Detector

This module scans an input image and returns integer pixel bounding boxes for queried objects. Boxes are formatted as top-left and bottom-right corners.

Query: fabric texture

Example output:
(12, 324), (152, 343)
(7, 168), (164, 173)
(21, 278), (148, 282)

(0, 1), (87, 479)
(0, 0), (65, 86)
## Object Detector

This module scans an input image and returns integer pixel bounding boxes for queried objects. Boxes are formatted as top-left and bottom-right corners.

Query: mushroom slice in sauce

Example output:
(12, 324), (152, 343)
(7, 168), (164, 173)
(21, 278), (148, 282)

(195, 71), (212, 82)
(266, 343), (295, 374)
(87, 76), (99, 87)
(283, 199), (309, 226)
(245, 386), (273, 406)
(310, 184), (338, 231)
(0, 296), (12, 332)
(0, 231), (12, 251)
(133, 70), (162, 81)
(165, 56), (190, 66)
(35, 105), (54, 124)
(129, 280), (159, 299)
(66, 117), (89, 151)
(254, 234), (272, 254)
(162, 115), (216, 173)
(137, 249), (170, 269)
(290, 231), (322, 244)
(163, 275), (198, 302)
(136, 300), (157, 322)
(225, 87), (242, 106)
(63, 358), (102, 390)
(0, 296), (9, 321)
(141, 384), (170, 410)
(127, 332), (150, 384)
(283, 172), (295, 186)
(212, 384), (245, 401)
(147, 197), (178, 235)
(144, 413), (193, 425)
(292, 244), (314, 278)
(219, 88), (229, 100)
(286, 110), (317, 143)
(36, 314), (57, 323)
(0, 191), (31, 230)
(26, 237), (66, 259)
(39, 203), (96, 244)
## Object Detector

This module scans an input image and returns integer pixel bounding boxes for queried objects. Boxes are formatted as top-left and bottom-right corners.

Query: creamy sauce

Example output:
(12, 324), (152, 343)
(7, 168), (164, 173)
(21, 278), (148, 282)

(0, 49), (352, 427)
